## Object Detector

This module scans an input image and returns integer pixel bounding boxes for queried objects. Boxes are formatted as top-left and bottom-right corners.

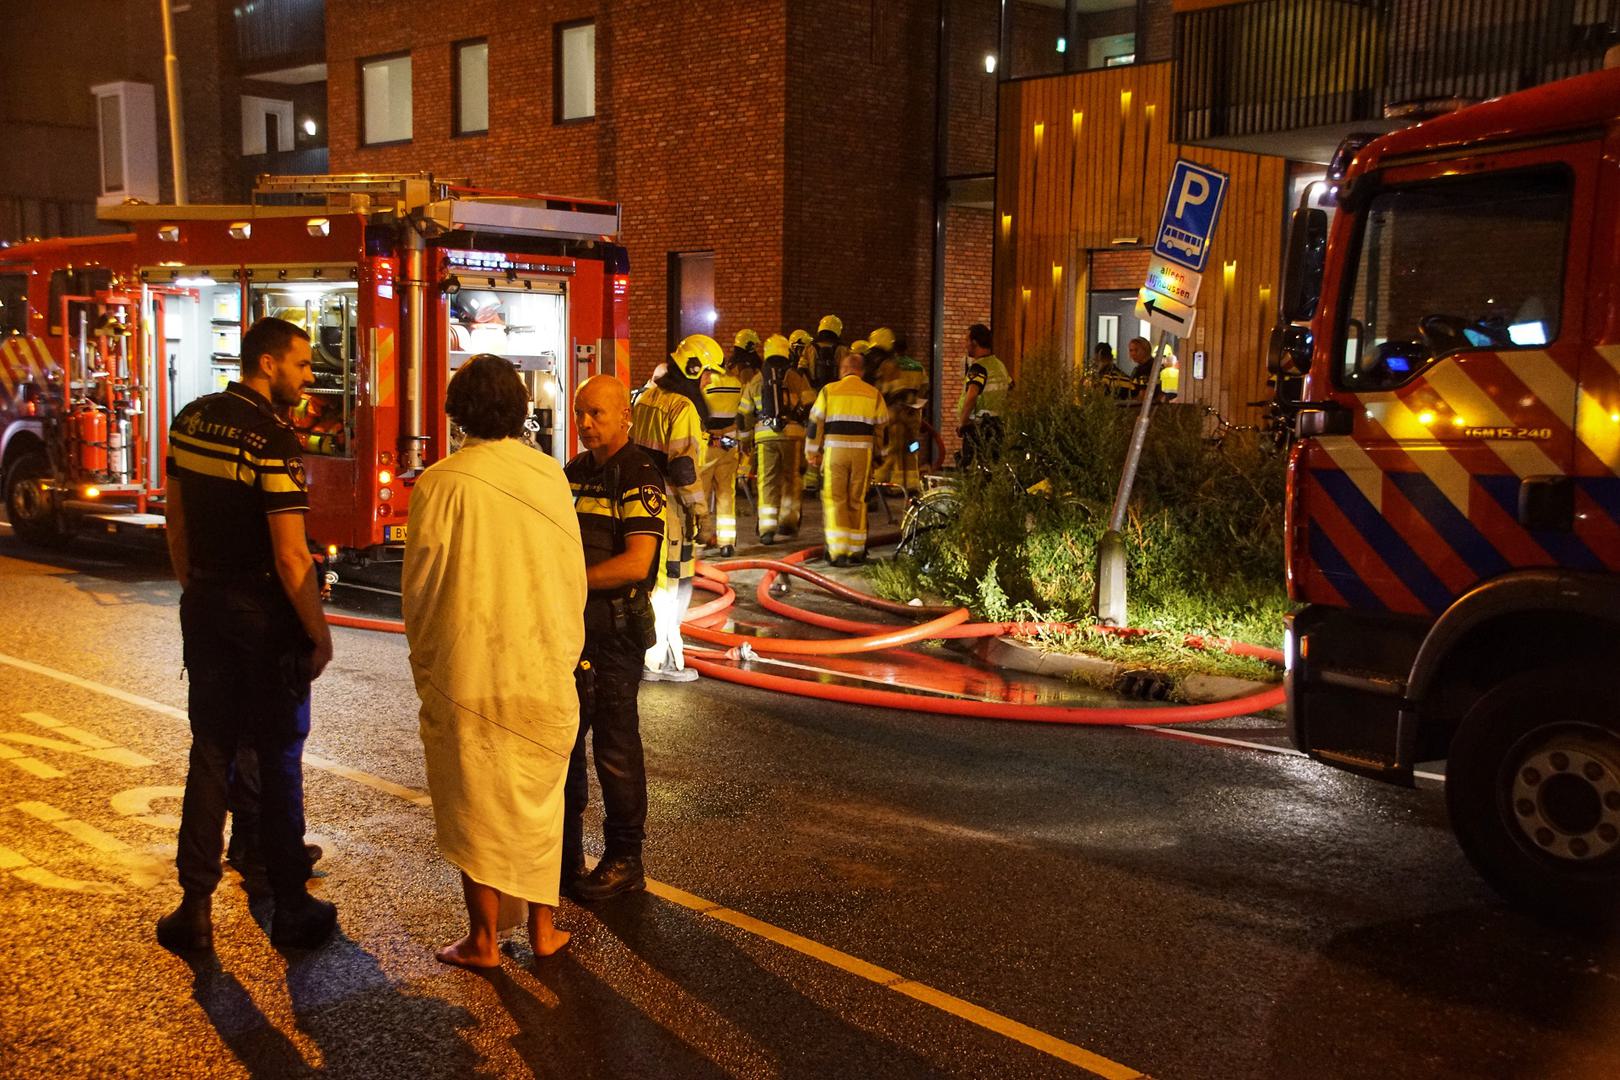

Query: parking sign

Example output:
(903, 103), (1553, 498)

(1152, 161), (1230, 273)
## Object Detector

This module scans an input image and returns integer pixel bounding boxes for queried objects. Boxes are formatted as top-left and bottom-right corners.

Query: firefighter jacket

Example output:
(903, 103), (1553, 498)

(876, 354), (930, 412)
(631, 382), (706, 515)
(738, 365), (814, 442)
(807, 374), (890, 457)
(700, 372), (743, 440)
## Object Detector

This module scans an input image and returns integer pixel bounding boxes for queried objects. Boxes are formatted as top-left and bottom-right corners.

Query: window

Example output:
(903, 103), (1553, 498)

(1337, 169), (1571, 392)
(0, 274), (26, 338)
(360, 53), (412, 145)
(454, 39), (488, 136)
(555, 20), (596, 122)
(98, 94), (124, 192)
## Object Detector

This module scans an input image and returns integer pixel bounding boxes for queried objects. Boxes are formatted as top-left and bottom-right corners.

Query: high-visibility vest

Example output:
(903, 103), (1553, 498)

(808, 375), (890, 453)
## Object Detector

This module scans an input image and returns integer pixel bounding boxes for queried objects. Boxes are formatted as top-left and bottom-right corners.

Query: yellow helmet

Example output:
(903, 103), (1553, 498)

(762, 333), (790, 360)
(817, 314), (843, 338)
(867, 327), (896, 353)
(734, 328), (761, 351)
(673, 333), (724, 376)
(849, 339), (871, 355)
(788, 328), (812, 349)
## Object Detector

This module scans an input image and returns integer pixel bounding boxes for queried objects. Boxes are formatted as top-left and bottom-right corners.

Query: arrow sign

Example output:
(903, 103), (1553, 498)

(1135, 286), (1196, 338)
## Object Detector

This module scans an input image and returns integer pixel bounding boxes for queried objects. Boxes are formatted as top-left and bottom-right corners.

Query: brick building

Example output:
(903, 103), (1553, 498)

(325, 0), (1000, 391)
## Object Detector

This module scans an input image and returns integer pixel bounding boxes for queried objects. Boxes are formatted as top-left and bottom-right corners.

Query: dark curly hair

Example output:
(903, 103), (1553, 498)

(445, 354), (529, 440)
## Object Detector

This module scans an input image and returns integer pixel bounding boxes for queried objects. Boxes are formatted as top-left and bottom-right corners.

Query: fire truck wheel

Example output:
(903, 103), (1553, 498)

(1447, 666), (1620, 926)
(3, 451), (71, 549)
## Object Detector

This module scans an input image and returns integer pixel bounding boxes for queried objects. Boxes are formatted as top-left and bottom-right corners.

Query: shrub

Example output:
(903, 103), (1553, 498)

(883, 347), (1290, 647)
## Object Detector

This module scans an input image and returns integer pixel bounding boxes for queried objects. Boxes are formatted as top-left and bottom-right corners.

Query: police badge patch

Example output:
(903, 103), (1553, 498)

(639, 483), (666, 516)
(287, 456), (308, 491)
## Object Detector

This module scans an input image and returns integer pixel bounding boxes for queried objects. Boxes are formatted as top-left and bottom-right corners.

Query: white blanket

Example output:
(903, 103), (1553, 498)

(403, 437), (586, 908)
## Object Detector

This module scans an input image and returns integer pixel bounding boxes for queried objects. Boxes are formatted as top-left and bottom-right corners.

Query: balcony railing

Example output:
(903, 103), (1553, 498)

(1175, 0), (1620, 151)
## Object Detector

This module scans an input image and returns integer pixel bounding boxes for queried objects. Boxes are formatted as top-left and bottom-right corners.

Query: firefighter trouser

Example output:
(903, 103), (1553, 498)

(699, 442), (739, 546)
(876, 410), (923, 494)
(820, 443), (874, 559)
(755, 437), (798, 537)
(647, 506), (696, 673)
(176, 578), (314, 902)
(565, 613), (648, 866)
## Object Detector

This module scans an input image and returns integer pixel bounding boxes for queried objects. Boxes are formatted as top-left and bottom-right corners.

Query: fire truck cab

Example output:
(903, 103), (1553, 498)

(1276, 66), (1620, 918)
(0, 174), (629, 563)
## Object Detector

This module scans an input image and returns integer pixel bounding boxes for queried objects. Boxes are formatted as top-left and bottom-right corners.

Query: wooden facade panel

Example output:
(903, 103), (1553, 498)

(993, 61), (1288, 424)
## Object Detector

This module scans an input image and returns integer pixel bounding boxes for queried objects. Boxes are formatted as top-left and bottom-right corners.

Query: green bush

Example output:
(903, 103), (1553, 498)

(879, 349), (1290, 648)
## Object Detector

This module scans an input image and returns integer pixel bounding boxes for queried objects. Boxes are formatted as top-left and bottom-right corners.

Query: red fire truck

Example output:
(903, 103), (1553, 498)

(1276, 66), (1620, 917)
(0, 173), (629, 562)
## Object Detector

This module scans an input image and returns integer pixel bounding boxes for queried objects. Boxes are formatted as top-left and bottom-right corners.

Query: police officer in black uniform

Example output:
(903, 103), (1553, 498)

(157, 316), (338, 951)
(563, 374), (667, 901)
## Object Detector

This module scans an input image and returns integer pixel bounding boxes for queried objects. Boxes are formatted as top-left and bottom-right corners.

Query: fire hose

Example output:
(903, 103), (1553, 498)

(329, 541), (1284, 726)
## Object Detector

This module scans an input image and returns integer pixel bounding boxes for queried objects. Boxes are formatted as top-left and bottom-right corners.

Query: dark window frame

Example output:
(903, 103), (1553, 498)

(553, 18), (597, 126)
(358, 49), (413, 148)
(452, 37), (490, 139)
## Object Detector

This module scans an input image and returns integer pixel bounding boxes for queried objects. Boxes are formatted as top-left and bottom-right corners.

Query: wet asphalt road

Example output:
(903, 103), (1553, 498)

(0, 522), (1618, 1080)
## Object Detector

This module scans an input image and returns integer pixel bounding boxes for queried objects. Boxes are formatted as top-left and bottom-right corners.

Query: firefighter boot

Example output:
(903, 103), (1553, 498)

(156, 892), (214, 952)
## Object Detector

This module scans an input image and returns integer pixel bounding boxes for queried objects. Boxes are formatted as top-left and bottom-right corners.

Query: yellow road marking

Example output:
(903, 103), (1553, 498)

(0, 648), (1142, 1078)
(11, 866), (121, 894)
(0, 743), (66, 779)
(0, 844), (30, 870)
(13, 800), (168, 887)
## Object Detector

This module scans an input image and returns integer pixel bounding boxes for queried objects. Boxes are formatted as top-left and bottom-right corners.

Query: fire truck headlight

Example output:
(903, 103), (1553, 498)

(327, 544), (339, 557)
(378, 469), (393, 485)
(83, 486), (100, 500)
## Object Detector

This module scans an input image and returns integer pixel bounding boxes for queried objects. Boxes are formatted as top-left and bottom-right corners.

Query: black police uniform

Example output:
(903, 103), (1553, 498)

(167, 381), (317, 903)
(563, 441), (667, 869)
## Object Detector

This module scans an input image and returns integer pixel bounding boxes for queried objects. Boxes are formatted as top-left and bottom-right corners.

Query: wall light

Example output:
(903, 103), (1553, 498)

(983, 53), (998, 74)
(1056, 37), (1067, 54)
(302, 117), (318, 137)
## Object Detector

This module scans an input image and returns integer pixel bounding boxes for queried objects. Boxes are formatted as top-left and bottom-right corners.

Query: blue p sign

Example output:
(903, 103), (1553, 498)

(1152, 161), (1230, 273)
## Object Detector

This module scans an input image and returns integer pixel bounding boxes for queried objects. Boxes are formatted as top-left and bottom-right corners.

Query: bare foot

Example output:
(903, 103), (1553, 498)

(434, 936), (501, 970)
(527, 905), (571, 958)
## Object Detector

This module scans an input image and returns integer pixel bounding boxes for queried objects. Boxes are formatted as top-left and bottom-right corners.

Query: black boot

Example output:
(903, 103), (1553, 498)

(270, 892), (338, 948)
(156, 892), (214, 952)
(574, 853), (645, 902)
(560, 847), (587, 901)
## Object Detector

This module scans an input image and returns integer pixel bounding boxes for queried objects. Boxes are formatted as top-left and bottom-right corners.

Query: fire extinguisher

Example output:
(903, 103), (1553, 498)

(77, 408), (109, 473)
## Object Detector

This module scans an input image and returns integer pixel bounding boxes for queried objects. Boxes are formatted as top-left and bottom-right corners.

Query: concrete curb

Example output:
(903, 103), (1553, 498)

(970, 635), (1279, 706)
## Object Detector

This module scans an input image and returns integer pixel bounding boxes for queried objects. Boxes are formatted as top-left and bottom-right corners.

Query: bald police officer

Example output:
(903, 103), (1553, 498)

(158, 316), (337, 952)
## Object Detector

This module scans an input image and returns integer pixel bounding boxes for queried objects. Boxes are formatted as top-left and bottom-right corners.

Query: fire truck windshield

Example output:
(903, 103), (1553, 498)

(1335, 167), (1571, 392)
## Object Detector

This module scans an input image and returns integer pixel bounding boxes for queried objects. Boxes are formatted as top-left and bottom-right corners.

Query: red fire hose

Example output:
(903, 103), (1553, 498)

(324, 541), (1283, 725)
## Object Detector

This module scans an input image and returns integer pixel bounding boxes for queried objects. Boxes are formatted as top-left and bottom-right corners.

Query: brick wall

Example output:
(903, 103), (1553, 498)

(939, 202), (992, 456)
(328, 0), (789, 382)
(946, 0), (999, 177)
(783, 0), (937, 364)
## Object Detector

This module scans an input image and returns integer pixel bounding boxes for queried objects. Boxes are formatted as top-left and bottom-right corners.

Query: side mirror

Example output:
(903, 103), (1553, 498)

(1267, 323), (1314, 375)
(1279, 208), (1328, 323)
(1296, 402), (1354, 438)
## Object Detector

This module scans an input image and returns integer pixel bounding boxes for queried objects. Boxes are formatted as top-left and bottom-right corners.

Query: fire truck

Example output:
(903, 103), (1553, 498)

(0, 173), (629, 563)
(1275, 66), (1620, 918)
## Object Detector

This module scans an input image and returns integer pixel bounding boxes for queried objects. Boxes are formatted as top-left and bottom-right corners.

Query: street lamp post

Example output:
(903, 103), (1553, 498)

(160, 0), (188, 204)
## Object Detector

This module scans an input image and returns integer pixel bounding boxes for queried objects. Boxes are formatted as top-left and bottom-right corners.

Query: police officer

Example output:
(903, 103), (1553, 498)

(157, 316), (337, 952)
(956, 323), (1010, 467)
(564, 375), (667, 901)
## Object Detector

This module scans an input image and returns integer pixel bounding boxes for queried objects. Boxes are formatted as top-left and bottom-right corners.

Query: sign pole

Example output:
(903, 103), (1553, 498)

(1096, 330), (1173, 626)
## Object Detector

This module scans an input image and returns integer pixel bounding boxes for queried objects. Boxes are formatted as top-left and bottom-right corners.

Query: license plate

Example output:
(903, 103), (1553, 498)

(385, 524), (408, 542)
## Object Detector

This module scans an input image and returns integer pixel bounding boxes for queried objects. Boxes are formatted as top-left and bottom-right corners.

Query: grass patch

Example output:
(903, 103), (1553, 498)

(870, 348), (1292, 680)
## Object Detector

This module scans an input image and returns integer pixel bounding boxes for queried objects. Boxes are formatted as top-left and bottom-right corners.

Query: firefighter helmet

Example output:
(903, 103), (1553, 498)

(673, 333), (725, 377)
(788, 328), (813, 350)
(867, 327), (896, 353)
(849, 339), (871, 355)
(763, 333), (790, 360)
(817, 314), (843, 338)
(734, 328), (761, 352)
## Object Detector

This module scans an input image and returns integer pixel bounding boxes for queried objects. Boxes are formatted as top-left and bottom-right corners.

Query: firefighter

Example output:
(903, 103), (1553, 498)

(849, 339), (873, 383)
(698, 340), (743, 556)
(738, 333), (813, 544)
(806, 350), (889, 566)
(731, 328), (762, 373)
(807, 314), (846, 390)
(157, 316), (337, 952)
(871, 328), (929, 496)
(632, 336), (714, 682)
(956, 323), (1009, 467)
